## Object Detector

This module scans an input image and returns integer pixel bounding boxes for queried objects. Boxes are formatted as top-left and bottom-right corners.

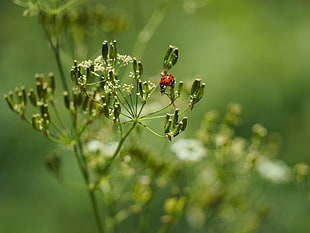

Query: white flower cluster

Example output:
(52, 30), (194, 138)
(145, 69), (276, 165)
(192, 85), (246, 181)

(86, 139), (118, 158)
(256, 155), (292, 184)
(171, 139), (207, 162)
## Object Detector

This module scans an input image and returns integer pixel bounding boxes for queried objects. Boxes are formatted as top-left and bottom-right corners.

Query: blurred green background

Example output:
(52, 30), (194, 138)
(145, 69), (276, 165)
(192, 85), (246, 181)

(1, 0), (310, 232)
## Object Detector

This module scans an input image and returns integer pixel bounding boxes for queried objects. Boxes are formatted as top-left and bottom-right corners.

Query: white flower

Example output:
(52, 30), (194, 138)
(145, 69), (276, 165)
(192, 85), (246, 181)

(256, 156), (292, 184)
(85, 140), (118, 157)
(171, 139), (206, 162)
(86, 139), (103, 153)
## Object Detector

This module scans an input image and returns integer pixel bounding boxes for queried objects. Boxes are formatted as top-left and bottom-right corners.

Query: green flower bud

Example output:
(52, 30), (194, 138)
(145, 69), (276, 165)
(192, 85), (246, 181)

(177, 81), (184, 96)
(190, 79), (202, 96)
(133, 57), (138, 73)
(21, 86), (27, 105)
(164, 113), (171, 124)
(63, 91), (70, 109)
(113, 103), (121, 120)
(35, 73), (44, 84)
(138, 61), (143, 76)
(170, 48), (178, 67)
(138, 80), (143, 98)
(142, 81), (150, 94)
(109, 40), (117, 60)
(4, 94), (14, 111)
(36, 81), (48, 101)
(196, 83), (205, 100)
(103, 103), (110, 118)
(181, 117), (188, 131)
(32, 114), (41, 131)
(40, 103), (50, 121)
(48, 73), (55, 94)
(172, 109), (179, 127)
(70, 69), (78, 85)
(16, 88), (24, 105)
(102, 40), (109, 61)
(164, 119), (173, 134)
(163, 46), (174, 65)
(172, 122), (182, 137)
(163, 45), (179, 71)
(86, 67), (91, 84)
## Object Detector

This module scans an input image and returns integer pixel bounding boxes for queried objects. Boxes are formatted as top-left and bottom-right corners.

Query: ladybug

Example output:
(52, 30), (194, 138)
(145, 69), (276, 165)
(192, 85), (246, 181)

(160, 74), (175, 94)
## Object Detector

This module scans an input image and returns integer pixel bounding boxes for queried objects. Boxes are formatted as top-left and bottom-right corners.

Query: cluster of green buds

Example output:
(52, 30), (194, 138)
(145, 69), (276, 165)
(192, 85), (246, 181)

(164, 109), (188, 140)
(70, 40), (151, 122)
(162, 45), (179, 74)
(5, 40), (205, 143)
(189, 78), (205, 110)
(5, 73), (56, 135)
(63, 86), (108, 123)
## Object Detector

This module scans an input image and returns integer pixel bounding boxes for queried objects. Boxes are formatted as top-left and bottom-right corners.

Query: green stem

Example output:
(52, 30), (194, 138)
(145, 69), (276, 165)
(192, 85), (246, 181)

(88, 189), (105, 233)
(140, 104), (172, 119)
(74, 142), (105, 233)
(54, 42), (69, 93)
(101, 121), (138, 174)
(138, 121), (166, 138)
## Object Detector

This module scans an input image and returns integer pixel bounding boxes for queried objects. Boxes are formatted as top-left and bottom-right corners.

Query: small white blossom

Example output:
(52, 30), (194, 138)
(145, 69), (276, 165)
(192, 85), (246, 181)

(171, 139), (206, 162)
(256, 156), (292, 184)
(85, 140), (118, 158)
(79, 60), (93, 68)
(86, 139), (104, 153)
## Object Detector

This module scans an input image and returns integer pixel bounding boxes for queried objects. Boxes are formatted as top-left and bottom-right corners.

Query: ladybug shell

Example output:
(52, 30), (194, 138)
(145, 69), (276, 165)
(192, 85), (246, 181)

(160, 74), (175, 93)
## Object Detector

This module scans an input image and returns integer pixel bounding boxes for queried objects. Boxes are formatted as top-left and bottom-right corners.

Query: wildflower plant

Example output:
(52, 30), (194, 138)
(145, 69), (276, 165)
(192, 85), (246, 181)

(4, 1), (206, 232)
(4, 1), (310, 233)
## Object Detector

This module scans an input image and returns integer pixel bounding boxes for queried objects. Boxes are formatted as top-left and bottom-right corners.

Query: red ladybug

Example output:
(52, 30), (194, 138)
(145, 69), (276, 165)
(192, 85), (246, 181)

(160, 74), (175, 93)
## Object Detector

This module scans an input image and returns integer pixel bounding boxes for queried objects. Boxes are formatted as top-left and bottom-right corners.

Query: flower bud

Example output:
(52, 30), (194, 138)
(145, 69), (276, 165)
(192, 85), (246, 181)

(21, 86), (27, 105)
(109, 40), (117, 60)
(35, 73), (44, 84)
(4, 94), (14, 111)
(63, 91), (70, 109)
(133, 58), (138, 73)
(138, 61), (143, 76)
(103, 103), (110, 118)
(113, 103), (121, 120)
(170, 48), (178, 67)
(138, 80), (144, 98)
(70, 69), (78, 85)
(16, 88), (25, 106)
(102, 40), (109, 61)
(32, 114), (41, 131)
(196, 83), (205, 100)
(163, 46), (178, 71)
(40, 103), (50, 121)
(48, 73), (55, 94)
(172, 109), (179, 127)
(164, 118), (173, 133)
(181, 117), (188, 131)
(143, 81), (150, 94)
(172, 122), (182, 137)
(177, 81), (183, 96)
(190, 79), (201, 96)
(164, 113), (171, 124)
(163, 46), (174, 65)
